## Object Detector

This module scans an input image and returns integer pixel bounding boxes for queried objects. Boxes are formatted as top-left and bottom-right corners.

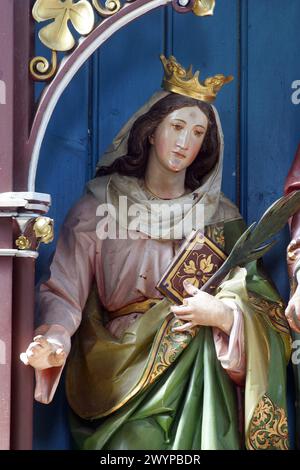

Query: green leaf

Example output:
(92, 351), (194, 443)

(250, 191), (300, 246)
(202, 191), (300, 292)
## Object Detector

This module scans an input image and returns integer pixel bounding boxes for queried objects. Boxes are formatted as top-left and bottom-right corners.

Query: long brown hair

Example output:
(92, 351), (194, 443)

(96, 93), (220, 191)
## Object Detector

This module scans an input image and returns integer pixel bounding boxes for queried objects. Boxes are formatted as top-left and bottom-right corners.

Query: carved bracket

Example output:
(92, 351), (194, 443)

(0, 192), (53, 258)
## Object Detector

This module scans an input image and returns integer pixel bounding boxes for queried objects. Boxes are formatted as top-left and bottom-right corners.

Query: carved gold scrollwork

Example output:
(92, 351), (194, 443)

(145, 316), (199, 386)
(33, 217), (54, 244)
(248, 394), (289, 450)
(30, 50), (58, 81)
(248, 293), (289, 336)
(14, 216), (54, 256)
(15, 236), (31, 251)
(31, 0), (95, 80)
(31, 0), (216, 82)
(176, 251), (217, 289)
(193, 0), (215, 16)
(32, 0), (95, 51)
(205, 223), (225, 249)
(92, 0), (121, 17)
(287, 237), (300, 261)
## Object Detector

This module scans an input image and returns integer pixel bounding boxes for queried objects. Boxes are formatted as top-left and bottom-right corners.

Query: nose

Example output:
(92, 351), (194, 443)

(176, 129), (190, 150)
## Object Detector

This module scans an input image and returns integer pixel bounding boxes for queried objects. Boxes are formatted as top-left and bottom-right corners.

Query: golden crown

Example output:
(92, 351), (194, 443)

(160, 54), (233, 103)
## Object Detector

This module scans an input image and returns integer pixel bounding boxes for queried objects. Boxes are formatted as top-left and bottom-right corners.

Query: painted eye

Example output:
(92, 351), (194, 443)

(194, 130), (204, 137)
(172, 124), (183, 131)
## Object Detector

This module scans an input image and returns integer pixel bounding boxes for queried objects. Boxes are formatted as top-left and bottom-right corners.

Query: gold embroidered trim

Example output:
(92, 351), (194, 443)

(248, 293), (289, 336)
(247, 394), (289, 450)
(109, 298), (160, 319)
(205, 223), (225, 250)
(98, 312), (198, 417)
(144, 316), (199, 386)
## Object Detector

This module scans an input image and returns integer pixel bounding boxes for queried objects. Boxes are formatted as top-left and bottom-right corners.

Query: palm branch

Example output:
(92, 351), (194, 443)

(201, 190), (300, 292)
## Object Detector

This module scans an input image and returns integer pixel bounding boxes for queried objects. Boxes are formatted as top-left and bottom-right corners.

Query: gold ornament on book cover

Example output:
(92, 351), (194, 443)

(156, 230), (227, 304)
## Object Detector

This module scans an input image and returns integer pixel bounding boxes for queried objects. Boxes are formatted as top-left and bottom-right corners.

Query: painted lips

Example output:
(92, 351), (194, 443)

(172, 151), (186, 159)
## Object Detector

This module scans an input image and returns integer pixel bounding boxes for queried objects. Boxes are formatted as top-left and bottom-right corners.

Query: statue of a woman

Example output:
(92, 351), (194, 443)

(21, 56), (291, 450)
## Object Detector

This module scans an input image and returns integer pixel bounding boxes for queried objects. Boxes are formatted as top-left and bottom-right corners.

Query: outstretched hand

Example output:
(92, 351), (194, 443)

(285, 237), (300, 333)
(285, 286), (300, 333)
(20, 335), (66, 370)
(170, 280), (234, 335)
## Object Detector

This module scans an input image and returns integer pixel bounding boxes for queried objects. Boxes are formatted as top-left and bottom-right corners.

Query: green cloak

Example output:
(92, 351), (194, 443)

(66, 218), (291, 450)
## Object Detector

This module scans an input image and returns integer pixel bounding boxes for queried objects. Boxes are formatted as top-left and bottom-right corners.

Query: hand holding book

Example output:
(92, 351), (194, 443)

(156, 230), (227, 305)
(157, 190), (300, 310)
(170, 280), (234, 334)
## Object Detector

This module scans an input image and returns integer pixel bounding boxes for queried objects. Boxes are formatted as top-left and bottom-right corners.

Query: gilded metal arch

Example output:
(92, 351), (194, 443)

(28, 0), (215, 191)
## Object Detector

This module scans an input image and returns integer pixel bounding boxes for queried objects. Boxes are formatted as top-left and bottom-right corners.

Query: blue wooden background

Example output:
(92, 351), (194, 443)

(33, 0), (300, 449)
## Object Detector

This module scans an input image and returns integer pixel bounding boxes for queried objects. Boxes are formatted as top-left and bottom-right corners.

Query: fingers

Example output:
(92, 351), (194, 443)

(285, 301), (293, 318)
(20, 335), (66, 369)
(183, 280), (199, 297)
(172, 321), (194, 332)
(20, 352), (29, 365)
(174, 314), (194, 322)
(33, 335), (49, 348)
(23, 336), (51, 359)
(292, 296), (300, 324)
(27, 337), (51, 355)
(171, 305), (192, 316)
(48, 349), (66, 367)
(26, 341), (44, 357)
(286, 315), (300, 333)
(285, 301), (300, 333)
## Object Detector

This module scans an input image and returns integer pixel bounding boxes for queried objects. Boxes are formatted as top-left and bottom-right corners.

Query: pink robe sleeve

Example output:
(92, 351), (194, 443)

(284, 145), (300, 279)
(34, 194), (99, 403)
(213, 300), (246, 386)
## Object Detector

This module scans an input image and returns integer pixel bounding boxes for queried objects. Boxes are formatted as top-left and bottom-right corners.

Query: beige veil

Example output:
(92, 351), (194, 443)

(87, 90), (241, 239)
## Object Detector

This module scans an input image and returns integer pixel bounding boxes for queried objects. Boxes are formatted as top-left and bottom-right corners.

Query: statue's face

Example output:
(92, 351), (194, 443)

(149, 106), (208, 173)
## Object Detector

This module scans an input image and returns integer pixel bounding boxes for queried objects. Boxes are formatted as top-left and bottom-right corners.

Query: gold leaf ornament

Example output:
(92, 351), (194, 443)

(33, 217), (54, 244)
(248, 394), (289, 450)
(184, 277), (200, 289)
(33, 0), (95, 51)
(92, 0), (121, 17)
(15, 236), (31, 250)
(183, 260), (197, 275)
(193, 0), (215, 16)
(199, 254), (214, 273)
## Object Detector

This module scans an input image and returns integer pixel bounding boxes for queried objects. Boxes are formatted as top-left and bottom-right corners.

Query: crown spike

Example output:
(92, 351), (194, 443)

(160, 54), (233, 103)
(186, 65), (194, 79)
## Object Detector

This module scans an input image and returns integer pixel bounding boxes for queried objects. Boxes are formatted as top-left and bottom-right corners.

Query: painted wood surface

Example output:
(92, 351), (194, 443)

(33, 0), (300, 448)
(9, 1), (36, 450)
(0, 0), (14, 450)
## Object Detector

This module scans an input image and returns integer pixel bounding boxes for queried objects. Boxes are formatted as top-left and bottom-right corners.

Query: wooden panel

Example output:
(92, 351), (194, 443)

(0, 225), (12, 450)
(33, 1), (300, 449)
(34, 6), (165, 450)
(173, 0), (239, 204)
(246, 0), (300, 298)
(96, 8), (165, 167)
(10, 0), (36, 450)
(0, 0), (14, 450)
(35, 65), (91, 280)
(245, 0), (300, 447)
(13, 0), (35, 191)
(33, 34), (91, 453)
